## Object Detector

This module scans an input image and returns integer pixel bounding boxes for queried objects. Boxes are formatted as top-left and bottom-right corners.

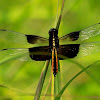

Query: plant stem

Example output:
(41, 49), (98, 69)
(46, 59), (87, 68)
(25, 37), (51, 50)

(34, 60), (50, 100)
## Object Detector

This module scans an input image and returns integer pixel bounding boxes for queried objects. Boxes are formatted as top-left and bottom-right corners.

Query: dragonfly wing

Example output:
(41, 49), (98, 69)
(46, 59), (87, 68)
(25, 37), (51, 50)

(78, 23), (100, 41)
(78, 42), (100, 57)
(59, 23), (100, 43)
(0, 46), (51, 62)
(29, 46), (51, 61)
(0, 29), (48, 45)
(26, 35), (48, 44)
(57, 44), (80, 59)
(58, 42), (100, 59)
(0, 48), (32, 62)
(59, 31), (80, 41)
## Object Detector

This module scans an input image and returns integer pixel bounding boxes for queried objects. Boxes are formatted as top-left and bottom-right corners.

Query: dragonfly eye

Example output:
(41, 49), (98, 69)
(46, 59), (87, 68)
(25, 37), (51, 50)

(49, 28), (58, 35)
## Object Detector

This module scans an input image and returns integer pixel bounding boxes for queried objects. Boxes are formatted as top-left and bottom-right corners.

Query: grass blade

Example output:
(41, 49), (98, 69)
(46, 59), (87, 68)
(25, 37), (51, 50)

(53, 0), (65, 99)
(34, 60), (50, 100)
(67, 59), (100, 85)
(51, 72), (54, 100)
(54, 60), (61, 97)
(56, 0), (65, 30)
(54, 60), (100, 100)
(42, 77), (51, 100)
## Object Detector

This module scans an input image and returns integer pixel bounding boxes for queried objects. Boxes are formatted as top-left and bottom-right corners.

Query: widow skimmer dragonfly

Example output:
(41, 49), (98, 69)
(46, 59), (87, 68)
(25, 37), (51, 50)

(0, 23), (100, 76)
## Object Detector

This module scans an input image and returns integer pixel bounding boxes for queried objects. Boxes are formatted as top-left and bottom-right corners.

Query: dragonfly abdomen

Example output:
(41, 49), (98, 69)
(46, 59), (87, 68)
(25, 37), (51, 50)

(52, 48), (58, 77)
(49, 28), (59, 76)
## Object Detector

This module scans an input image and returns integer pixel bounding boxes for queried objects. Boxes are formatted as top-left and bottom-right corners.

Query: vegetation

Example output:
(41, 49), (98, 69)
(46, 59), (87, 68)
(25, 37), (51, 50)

(0, 0), (100, 100)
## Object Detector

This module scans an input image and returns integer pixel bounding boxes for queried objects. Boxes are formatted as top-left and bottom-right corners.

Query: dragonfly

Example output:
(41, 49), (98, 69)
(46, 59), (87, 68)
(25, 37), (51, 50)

(0, 23), (100, 77)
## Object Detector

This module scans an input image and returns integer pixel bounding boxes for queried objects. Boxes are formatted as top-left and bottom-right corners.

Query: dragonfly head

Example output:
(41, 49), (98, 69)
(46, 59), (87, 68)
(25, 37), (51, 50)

(49, 28), (58, 36)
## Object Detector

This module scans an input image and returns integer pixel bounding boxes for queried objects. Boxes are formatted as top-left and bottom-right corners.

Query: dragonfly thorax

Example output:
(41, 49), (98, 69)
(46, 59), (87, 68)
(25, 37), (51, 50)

(49, 28), (59, 49)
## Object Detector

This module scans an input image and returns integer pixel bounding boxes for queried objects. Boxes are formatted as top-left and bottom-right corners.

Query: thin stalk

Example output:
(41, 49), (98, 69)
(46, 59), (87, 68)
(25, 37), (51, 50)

(54, 60), (61, 97)
(56, 0), (65, 30)
(53, 0), (65, 99)
(34, 60), (50, 100)
(55, 0), (59, 27)
(42, 77), (51, 100)
(51, 71), (54, 100)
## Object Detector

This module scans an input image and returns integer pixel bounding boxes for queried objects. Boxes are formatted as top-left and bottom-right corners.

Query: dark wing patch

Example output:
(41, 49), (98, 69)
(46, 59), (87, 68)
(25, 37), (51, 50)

(0, 29), (48, 45)
(29, 46), (51, 61)
(59, 23), (100, 43)
(58, 44), (80, 59)
(59, 31), (80, 41)
(26, 35), (48, 44)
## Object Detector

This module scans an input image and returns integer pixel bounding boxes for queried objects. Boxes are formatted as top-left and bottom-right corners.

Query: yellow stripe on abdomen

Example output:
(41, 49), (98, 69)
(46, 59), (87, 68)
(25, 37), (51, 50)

(51, 47), (58, 76)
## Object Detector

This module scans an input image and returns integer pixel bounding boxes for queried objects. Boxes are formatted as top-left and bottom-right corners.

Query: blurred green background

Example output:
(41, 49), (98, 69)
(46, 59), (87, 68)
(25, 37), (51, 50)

(0, 0), (100, 100)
